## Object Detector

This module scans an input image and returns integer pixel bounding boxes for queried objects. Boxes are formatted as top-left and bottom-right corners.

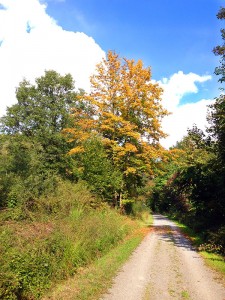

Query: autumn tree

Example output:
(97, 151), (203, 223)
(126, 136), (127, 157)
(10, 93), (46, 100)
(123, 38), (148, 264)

(66, 51), (169, 201)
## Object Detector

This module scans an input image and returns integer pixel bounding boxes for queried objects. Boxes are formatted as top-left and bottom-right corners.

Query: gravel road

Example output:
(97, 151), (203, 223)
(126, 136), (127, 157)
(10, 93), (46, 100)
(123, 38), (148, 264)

(101, 214), (225, 300)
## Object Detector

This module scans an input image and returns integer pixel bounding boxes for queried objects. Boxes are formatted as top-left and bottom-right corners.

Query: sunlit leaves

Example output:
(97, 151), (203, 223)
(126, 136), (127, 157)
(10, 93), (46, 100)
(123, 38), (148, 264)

(68, 51), (169, 181)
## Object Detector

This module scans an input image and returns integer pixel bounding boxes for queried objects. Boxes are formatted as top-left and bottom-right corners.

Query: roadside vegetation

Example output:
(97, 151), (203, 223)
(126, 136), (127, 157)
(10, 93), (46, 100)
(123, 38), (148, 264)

(149, 7), (225, 259)
(0, 180), (151, 299)
(0, 53), (157, 299)
(170, 219), (225, 276)
(0, 7), (224, 300)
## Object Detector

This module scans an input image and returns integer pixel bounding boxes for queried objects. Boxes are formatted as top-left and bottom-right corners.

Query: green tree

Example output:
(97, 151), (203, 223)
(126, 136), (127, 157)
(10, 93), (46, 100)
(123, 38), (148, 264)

(0, 134), (59, 208)
(150, 8), (225, 249)
(208, 7), (225, 164)
(0, 70), (78, 177)
(71, 137), (123, 204)
(174, 125), (213, 165)
(1, 70), (76, 136)
(213, 7), (225, 83)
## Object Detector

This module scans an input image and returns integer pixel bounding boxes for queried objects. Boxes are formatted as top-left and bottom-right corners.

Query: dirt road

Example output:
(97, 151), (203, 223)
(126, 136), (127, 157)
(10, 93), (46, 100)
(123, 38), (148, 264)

(101, 214), (225, 300)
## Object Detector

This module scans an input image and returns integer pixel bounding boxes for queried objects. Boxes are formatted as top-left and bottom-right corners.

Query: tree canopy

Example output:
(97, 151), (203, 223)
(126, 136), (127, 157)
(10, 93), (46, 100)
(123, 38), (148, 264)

(1, 70), (77, 136)
(64, 51), (169, 200)
(67, 51), (168, 175)
(0, 70), (79, 177)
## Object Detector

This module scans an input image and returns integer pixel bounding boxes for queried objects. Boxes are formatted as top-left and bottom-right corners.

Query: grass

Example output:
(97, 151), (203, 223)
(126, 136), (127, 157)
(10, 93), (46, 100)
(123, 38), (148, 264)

(42, 227), (149, 300)
(0, 182), (138, 299)
(170, 218), (225, 277)
(0, 180), (153, 300)
(201, 251), (225, 275)
(181, 290), (190, 299)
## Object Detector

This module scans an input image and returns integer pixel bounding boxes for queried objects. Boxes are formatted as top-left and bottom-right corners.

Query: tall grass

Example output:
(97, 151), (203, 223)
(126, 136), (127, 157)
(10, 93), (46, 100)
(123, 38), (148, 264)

(0, 181), (137, 299)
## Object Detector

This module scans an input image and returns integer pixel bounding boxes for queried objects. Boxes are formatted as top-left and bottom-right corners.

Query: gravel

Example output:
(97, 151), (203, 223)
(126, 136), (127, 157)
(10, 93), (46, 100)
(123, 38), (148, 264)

(101, 214), (225, 300)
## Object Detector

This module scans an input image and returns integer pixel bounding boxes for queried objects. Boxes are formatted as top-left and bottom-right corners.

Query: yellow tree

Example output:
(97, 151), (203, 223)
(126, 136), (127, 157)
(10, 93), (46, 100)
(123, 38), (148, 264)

(66, 51), (169, 201)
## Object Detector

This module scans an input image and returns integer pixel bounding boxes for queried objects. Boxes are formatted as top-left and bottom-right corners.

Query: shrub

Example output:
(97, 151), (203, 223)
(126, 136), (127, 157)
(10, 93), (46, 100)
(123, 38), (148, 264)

(0, 183), (136, 299)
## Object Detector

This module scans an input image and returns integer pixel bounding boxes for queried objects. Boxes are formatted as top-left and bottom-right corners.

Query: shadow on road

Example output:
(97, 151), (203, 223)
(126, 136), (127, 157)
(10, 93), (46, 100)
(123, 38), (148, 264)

(151, 214), (197, 252)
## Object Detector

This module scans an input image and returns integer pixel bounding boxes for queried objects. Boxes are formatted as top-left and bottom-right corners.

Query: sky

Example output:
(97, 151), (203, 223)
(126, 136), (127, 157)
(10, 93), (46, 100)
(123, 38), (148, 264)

(0, 0), (224, 148)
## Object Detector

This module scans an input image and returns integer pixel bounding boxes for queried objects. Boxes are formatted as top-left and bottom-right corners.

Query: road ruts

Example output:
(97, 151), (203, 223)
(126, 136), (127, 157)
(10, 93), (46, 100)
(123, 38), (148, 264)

(101, 214), (225, 300)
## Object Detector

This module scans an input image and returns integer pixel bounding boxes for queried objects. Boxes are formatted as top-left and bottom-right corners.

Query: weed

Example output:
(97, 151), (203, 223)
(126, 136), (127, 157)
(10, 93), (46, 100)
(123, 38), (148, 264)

(0, 182), (140, 299)
(181, 290), (190, 298)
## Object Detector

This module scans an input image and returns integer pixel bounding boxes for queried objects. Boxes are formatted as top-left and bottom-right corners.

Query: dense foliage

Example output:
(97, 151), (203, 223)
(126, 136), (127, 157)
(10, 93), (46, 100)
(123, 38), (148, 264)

(0, 9), (224, 296)
(0, 181), (138, 299)
(0, 53), (168, 210)
(149, 8), (225, 254)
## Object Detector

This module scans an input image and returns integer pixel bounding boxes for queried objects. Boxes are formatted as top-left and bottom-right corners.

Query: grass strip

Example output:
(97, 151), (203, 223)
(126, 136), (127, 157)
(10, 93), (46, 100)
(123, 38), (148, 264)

(42, 228), (149, 300)
(171, 219), (203, 247)
(171, 218), (225, 277)
(201, 251), (225, 275)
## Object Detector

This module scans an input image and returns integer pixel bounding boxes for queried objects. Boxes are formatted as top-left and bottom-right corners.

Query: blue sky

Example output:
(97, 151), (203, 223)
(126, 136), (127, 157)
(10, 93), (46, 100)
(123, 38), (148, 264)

(0, 0), (224, 147)
(45, 0), (223, 103)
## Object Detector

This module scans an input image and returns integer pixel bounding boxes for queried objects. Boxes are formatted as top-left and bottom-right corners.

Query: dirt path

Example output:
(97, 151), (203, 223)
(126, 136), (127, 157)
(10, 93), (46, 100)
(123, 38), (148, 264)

(101, 214), (225, 300)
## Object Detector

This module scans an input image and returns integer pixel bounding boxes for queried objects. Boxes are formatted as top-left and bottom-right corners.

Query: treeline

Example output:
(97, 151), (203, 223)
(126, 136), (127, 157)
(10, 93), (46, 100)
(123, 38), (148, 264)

(0, 51), (165, 299)
(150, 7), (225, 254)
(0, 51), (169, 213)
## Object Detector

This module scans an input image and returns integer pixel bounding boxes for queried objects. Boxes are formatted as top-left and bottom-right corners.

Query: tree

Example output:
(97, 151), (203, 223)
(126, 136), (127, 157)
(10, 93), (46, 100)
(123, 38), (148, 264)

(208, 7), (225, 164)
(149, 8), (225, 247)
(208, 94), (225, 163)
(174, 125), (213, 165)
(213, 7), (225, 83)
(0, 70), (78, 177)
(0, 134), (60, 208)
(66, 51), (169, 199)
(1, 70), (77, 136)
(71, 137), (123, 203)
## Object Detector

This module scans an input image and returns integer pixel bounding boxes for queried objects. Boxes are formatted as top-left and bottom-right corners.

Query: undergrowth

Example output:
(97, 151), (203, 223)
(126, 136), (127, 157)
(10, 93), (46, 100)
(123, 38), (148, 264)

(0, 181), (139, 300)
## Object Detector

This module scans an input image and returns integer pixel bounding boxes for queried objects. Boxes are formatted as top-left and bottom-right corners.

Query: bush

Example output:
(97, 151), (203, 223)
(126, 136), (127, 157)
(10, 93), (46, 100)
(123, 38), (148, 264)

(0, 182), (136, 299)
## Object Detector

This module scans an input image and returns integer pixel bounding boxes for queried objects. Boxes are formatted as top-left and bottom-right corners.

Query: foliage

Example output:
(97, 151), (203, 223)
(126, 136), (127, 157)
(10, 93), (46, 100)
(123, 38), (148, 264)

(0, 134), (61, 208)
(43, 226), (150, 300)
(149, 123), (225, 253)
(208, 7), (225, 164)
(207, 94), (225, 164)
(0, 181), (137, 299)
(65, 51), (169, 200)
(213, 7), (225, 83)
(70, 137), (123, 203)
(0, 70), (78, 178)
(174, 125), (213, 164)
(150, 8), (225, 233)
(1, 70), (77, 136)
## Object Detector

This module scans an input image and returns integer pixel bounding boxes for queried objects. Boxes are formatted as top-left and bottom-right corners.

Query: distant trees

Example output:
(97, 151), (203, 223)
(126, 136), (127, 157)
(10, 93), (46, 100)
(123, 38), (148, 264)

(0, 53), (169, 209)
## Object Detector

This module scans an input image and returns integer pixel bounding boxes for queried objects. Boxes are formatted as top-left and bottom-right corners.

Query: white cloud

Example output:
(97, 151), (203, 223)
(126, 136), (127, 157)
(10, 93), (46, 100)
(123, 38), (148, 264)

(160, 71), (214, 148)
(0, 0), (105, 116)
(0, 1), (215, 150)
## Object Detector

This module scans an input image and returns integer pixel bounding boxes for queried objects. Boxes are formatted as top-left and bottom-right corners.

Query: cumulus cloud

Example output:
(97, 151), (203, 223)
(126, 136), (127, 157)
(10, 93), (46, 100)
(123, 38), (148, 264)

(0, 0), (105, 115)
(160, 71), (214, 148)
(0, 1), (214, 149)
